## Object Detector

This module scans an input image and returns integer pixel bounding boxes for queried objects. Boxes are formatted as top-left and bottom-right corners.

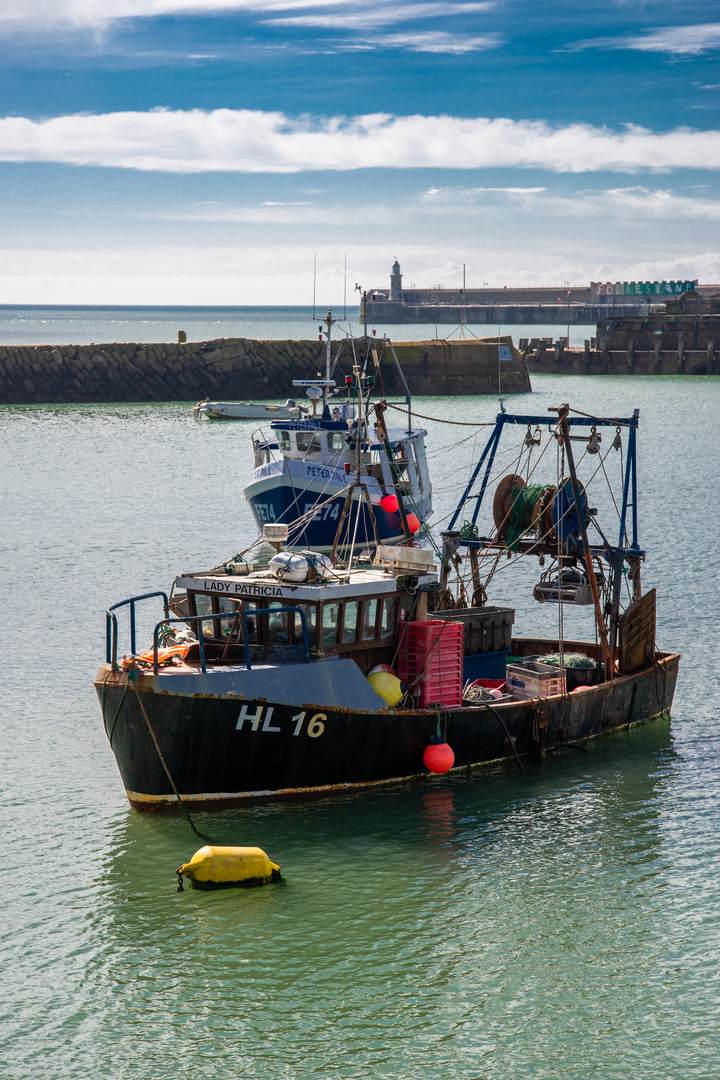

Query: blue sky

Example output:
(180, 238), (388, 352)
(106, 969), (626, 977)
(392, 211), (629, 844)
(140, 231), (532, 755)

(1, 0), (719, 303)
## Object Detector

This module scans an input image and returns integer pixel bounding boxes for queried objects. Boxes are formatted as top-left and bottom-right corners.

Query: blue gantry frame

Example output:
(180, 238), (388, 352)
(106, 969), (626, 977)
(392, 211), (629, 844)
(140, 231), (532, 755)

(447, 410), (642, 563)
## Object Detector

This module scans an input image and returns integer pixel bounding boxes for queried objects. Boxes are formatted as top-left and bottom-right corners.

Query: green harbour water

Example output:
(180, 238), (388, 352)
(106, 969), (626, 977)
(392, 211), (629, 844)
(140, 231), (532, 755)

(3, 354), (720, 1077)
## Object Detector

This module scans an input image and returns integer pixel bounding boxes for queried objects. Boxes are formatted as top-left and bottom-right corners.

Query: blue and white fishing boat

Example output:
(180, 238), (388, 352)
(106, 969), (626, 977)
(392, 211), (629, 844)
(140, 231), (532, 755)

(243, 312), (432, 553)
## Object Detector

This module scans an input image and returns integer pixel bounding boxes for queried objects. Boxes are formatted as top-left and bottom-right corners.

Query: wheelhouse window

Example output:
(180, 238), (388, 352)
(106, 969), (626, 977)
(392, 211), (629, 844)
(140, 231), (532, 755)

(186, 591), (399, 655)
(290, 603), (317, 647)
(242, 601), (259, 643)
(327, 432), (345, 451)
(342, 601), (360, 643)
(265, 603), (290, 644)
(296, 430), (322, 454)
(188, 592), (257, 643)
(217, 596), (243, 640)
(277, 430), (292, 452)
(322, 603), (341, 647)
(361, 599), (379, 642)
(192, 592), (213, 638)
(380, 597), (398, 639)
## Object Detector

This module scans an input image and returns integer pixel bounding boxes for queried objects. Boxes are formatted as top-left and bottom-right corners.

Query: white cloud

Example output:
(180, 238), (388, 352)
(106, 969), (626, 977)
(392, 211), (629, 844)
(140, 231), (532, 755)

(590, 186), (720, 219)
(267, 3), (492, 29)
(342, 31), (500, 53)
(420, 184), (720, 220)
(0, 0), (500, 54)
(423, 185), (547, 199)
(146, 200), (358, 223)
(1, 108), (720, 173)
(0, 0), (348, 30)
(572, 23), (720, 56)
(101, 183), (720, 231)
(0, 0), (500, 58)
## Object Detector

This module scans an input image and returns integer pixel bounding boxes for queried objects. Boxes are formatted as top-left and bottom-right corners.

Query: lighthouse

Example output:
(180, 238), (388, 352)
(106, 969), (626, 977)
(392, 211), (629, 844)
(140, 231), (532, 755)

(390, 259), (403, 302)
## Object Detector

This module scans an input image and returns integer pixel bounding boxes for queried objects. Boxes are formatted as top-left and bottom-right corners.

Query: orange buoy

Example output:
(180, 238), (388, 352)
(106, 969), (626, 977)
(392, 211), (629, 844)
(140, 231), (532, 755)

(423, 738), (455, 774)
(406, 513), (420, 533)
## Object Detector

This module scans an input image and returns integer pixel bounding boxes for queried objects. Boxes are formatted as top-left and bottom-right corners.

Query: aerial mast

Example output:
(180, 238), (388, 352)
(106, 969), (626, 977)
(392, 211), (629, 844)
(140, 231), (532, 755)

(323, 309), (335, 406)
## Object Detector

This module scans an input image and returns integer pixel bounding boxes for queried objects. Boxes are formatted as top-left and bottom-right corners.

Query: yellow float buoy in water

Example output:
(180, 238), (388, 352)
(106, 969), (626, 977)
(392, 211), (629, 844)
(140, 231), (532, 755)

(176, 846), (281, 891)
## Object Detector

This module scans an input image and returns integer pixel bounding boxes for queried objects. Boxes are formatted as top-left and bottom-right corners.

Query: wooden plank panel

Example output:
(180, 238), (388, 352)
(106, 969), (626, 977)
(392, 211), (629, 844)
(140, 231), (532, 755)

(619, 589), (656, 674)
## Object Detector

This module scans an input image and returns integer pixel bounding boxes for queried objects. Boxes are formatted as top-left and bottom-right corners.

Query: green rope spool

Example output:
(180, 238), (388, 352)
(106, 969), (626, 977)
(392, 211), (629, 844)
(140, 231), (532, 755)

(505, 483), (547, 552)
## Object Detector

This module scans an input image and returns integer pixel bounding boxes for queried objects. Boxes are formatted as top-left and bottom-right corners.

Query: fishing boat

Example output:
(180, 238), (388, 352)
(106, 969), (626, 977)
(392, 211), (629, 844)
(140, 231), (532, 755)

(95, 403), (679, 810)
(242, 311), (432, 552)
(194, 398), (304, 420)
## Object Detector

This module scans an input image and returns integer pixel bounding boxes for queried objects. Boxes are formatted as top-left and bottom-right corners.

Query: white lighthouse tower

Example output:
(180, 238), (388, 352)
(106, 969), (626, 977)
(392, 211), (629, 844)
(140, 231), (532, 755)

(389, 258), (403, 302)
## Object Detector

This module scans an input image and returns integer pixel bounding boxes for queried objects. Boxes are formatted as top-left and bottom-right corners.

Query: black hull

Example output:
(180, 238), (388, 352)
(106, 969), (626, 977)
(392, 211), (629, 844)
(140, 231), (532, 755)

(95, 653), (679, 809)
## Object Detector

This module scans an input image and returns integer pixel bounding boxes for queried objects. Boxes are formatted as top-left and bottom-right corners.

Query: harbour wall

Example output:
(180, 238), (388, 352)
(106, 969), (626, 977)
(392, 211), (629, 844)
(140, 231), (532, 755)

(363, 301), (650, 325)
(0, 336), (531, 405)
(362, 283), (720, 325)
(524, 309), (720, 375)
(524, 340), (719, 376)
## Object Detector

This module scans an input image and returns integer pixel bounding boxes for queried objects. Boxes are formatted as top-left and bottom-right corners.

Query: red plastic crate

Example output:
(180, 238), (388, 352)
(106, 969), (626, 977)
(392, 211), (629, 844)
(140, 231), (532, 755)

(398, 620), (464, 708)
(469, 678), (507, 692)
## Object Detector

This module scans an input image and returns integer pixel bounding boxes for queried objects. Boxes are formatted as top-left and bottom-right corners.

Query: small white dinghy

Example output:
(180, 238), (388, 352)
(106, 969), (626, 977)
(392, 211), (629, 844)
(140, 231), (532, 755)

(194, 398), (305, 421)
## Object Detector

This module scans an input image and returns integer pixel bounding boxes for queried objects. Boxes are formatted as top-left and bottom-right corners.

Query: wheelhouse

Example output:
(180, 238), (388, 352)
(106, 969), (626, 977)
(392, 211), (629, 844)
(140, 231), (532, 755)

(251, 419), (429, 504)
(172, 569), (411, 675)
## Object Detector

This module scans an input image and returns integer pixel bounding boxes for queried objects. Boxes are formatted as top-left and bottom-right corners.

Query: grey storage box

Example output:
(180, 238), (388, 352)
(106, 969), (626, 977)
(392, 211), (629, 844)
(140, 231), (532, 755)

(429, 606), (515, 655)
(506, 660), (566, 700)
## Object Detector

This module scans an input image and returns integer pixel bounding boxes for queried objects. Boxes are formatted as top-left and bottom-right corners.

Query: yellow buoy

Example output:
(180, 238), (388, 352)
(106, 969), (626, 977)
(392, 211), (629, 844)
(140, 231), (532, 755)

(367, 670), (404, 708)
(176, 846), (281, 890)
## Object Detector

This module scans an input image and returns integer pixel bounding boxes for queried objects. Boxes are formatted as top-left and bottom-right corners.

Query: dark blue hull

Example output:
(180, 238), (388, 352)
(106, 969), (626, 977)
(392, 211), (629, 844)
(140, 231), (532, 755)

(246, 488), (404, 550)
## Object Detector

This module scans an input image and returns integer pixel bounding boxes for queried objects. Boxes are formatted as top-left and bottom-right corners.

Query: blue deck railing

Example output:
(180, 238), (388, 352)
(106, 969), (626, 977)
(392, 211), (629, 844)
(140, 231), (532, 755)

(105, 595), (311, 675)
(106, 592), (169, 666)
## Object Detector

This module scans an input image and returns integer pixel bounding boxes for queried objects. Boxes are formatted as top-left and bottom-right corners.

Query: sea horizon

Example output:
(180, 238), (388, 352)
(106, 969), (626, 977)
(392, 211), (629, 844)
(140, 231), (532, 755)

(0, 303), (595, 349)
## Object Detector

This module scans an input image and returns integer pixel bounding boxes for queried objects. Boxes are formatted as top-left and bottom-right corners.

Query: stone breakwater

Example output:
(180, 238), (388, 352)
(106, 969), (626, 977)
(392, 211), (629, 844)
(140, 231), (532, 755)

(0, 336), (530, 405)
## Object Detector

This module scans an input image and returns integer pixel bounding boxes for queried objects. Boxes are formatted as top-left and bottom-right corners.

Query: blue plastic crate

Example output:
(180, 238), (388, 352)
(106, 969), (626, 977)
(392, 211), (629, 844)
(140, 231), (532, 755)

(462, 650), (509, 682)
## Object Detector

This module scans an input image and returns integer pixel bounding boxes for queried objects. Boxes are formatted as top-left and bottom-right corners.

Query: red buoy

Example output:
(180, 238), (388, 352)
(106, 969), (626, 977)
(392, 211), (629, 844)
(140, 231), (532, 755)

(381, 494), (399, 514)
(423, 740), (455, 774)
(369, 663), (396, 677)
(406, 513), (420, 533)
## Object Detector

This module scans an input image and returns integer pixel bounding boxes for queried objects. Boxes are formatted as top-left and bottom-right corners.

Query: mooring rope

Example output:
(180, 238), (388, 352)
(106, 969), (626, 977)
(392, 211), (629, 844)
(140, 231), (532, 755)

(129, 673), (210, 841)
(384, 402), (496, 427)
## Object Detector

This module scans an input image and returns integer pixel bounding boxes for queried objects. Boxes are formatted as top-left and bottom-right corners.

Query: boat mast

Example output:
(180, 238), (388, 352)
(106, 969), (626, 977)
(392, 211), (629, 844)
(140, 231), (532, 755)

(312, 253), (317, 320)
(374, 399), (412, 543)
(323, 309), (335, 407)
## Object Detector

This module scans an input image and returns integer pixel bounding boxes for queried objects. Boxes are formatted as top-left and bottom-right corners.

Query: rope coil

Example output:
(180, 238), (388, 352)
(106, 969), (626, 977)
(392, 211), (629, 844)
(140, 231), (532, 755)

(505, 483), (547, 552)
